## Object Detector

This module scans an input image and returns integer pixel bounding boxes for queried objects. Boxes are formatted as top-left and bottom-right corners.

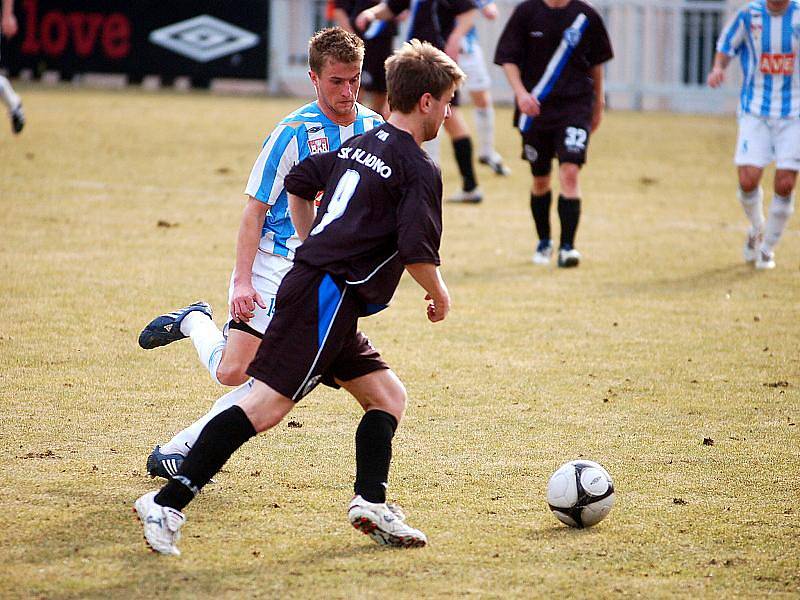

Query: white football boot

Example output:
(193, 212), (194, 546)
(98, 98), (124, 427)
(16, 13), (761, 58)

(743, 228), (762, 263)
(533, 240), (553, 265)
(348, 495), (427, 548)
(134, 491), (186, 556)
(446, 187), (483, 204)
(557, 246), (581, 268)
(754, 248), (776, 270)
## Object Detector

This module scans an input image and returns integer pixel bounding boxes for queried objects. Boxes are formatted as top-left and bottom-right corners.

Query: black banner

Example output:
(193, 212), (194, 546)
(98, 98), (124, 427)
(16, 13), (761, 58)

(2, 0), (269, 85)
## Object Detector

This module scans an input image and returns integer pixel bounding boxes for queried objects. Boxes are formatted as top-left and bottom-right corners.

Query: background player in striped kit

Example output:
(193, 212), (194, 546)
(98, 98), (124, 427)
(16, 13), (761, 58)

(495, 0), (612, 267)
(137, 28), (383, 478)
(134, 39), (463, 556)
(1, 0), (24, 134)
(331, 0), (397, 117)
(707, 0), (799, 270)
(449, 0), (511, 176)
(356, 0), (486, 203)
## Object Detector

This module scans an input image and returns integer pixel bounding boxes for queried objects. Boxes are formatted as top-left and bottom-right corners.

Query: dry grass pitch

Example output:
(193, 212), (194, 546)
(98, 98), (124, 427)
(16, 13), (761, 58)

(0, 86), (798, 598)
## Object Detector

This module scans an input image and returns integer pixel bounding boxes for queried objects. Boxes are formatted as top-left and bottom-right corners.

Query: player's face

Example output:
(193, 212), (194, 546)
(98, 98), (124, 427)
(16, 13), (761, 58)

(423, 85), (456, 142)
(766, 0), (789, 12)
(310, 59), (362, 123)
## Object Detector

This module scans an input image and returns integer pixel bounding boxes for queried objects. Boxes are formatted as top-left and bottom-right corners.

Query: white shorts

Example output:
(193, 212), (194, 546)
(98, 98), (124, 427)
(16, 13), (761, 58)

(735, 113), (800, 171)
(226, 250), (293, 335)
(459, 41), (491, 93)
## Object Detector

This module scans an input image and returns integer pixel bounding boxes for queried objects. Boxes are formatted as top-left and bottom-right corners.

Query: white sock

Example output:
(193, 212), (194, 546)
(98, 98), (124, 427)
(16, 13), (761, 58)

(160, 380), (254, 455)
(0, 76), (21, 112)
(761, 193), (794, 253)
(474, 106), (495, 158)
(423, 130), (441, 163)
(180, 310), (225, 384)
(737, 186), (764, 234)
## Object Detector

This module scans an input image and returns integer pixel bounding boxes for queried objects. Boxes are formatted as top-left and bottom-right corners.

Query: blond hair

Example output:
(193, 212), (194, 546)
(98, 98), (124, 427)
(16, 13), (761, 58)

(308, 27), (365, 74)
(385, 39), (466, 113)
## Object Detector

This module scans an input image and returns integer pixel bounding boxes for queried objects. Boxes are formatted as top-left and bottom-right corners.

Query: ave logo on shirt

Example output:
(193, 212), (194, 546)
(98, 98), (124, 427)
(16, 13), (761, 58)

(308, 137), (330, 154)
(759, 53), (795, 75)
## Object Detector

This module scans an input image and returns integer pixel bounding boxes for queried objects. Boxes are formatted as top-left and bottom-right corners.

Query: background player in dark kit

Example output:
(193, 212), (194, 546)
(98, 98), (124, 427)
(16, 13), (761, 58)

(332, 0), (397, 117)
(134, 39), (465, 556)
(356, 0), (485, 204)
(495, 0), (612, 267)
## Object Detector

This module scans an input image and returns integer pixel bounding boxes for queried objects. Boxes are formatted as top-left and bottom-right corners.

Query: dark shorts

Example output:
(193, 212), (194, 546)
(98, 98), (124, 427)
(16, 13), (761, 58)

(227, 319), (263, 339)
(362, 35), (393, 93)
(521, 122), (591, 176)
(246, 263), (389, 402)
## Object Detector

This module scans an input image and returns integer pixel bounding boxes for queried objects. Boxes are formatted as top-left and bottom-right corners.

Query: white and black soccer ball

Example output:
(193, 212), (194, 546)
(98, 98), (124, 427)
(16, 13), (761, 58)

(546, 460), (615, 528)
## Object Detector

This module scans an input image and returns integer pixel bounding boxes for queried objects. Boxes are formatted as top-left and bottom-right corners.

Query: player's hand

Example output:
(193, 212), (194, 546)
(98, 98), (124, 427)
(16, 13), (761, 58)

(425, 292), (450, 323)
(444, 38), (461, 61)
(354, 10), (373, 31)
(481, 2), (499, 20)
(230, 283), (267, 323)
(707, 67), (725, 88)
(2, 13), (18, 37)
(517, 92), (540, 117)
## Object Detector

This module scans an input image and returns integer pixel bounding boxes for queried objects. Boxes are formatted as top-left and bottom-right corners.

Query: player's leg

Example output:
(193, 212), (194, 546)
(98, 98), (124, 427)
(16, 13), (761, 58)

(444, 103), (482, 203)
(524, 127), (556, 264)
(0, 75), (24, 134)
(459, 42), (509, 176)
(734, 114), (772, 263)
(554, 124), (590, 268)
(136, 380), (293, 555)
(756, 118), (799, 269)
(338, 365), (427, 547)
(147, 379), (256, 478)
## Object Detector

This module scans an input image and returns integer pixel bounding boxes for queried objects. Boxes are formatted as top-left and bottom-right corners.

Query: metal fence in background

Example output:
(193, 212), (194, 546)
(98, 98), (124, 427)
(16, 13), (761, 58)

(267, 0), (740, 113)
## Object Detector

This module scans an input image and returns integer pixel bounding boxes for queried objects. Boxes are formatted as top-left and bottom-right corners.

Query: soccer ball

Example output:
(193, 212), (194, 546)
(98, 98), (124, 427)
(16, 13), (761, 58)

(546, 460), (615, 528)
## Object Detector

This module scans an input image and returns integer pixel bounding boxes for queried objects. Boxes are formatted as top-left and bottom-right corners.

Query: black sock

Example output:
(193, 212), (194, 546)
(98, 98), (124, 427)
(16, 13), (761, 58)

(155, 405), (257, 511)
(354, 409), (398, 504)
(452, 136), (477, 192)
(557, 195), (581, 248)
(530, 191), (552, 242)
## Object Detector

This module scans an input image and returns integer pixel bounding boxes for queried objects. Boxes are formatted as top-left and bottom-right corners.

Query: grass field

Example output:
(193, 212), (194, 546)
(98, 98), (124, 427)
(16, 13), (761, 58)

(0, 86), (798, 599)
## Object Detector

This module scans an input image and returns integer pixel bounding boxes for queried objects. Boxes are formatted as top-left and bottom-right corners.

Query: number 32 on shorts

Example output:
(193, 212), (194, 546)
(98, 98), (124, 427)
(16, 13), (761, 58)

(564, 127), (587, 152)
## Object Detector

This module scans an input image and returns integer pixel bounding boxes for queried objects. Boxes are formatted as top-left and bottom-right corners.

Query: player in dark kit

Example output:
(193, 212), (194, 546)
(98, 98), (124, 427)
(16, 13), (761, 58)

(332, 0), (396, 117)
(494, 0), (612, 267)
(356, 0), (486, 204)
(134, 39), (465, 556)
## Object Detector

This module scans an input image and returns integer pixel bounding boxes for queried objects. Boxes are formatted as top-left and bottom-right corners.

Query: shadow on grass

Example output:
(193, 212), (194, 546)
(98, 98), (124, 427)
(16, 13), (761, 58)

(615, 263), (758, 296)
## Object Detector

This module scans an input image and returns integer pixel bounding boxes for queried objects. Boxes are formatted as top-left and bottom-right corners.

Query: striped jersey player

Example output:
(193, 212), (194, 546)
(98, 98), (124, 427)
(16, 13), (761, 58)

(136, 29), (384, 481)
(708, 0), (799, 269)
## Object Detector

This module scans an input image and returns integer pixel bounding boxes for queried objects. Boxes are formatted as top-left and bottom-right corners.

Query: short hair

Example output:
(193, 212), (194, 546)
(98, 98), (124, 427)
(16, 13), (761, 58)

(308, 27), (365, 74)
(385, 39), (466, 114)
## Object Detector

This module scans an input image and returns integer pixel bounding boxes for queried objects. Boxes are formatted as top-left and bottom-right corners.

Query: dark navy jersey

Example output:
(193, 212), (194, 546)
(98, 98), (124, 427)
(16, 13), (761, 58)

(284, 123), (443, 306)
(437, 0), (479, 40)
(494, 0), (613, 127)
(337, 0), (397, 37)
(387, 0), (445, 48)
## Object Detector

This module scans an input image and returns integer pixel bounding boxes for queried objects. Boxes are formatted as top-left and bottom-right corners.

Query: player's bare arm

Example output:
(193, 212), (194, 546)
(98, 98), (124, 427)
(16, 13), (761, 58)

(355, 2), (395, 31)
(707, 52), (731, 88)
(404, 263), (450, 323)
(332, 7), (356, 34)
(501, 63), (540, 116)
(1, 0), (18, 36)
(231, 196), (269, 322)
(444, 8), (478, 61)
(287, 192), (317, 241)
(590, 64), (605, 132)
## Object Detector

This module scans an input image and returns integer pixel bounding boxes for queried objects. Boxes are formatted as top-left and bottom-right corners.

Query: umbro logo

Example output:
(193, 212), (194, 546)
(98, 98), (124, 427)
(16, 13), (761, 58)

(149, 15), (260, 63)
(530, 31), (544, 37)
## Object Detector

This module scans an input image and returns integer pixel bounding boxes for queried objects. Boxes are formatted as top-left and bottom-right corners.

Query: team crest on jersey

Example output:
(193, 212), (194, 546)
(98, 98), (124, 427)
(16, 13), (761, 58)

(308, 137), (330, 154)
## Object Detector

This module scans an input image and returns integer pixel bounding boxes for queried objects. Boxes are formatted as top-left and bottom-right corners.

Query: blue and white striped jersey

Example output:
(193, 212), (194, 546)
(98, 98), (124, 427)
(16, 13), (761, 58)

(244, 101), (383, 258)
(717, 0), (800, 118)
